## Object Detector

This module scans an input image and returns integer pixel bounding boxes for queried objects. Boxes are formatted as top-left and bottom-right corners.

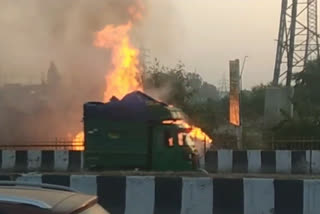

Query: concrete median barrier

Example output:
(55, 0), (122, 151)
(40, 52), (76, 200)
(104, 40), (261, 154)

(205, 150), (314, 174)
(0, 173), (319, 214)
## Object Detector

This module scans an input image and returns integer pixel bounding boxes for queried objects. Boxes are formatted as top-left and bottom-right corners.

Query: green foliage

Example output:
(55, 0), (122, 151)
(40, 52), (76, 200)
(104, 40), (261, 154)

(273, 58), (320, 139)
(143, 59), (195, 108)
(273, 117), (320, 138)
(142, 59), (221, 136)
(293, 59), (320, 119)
(241, 84), (267, 120)
(142, 59), (271, 143)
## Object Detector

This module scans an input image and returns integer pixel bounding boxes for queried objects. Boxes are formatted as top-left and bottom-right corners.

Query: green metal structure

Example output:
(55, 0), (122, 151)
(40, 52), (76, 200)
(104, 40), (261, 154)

(83, 91), (199, 171)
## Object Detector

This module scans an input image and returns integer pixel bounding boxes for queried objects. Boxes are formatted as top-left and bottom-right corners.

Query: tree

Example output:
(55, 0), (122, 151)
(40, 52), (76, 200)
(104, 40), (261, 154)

(241, 84), (267, 121)
(273, 58), (320, 139)
(143, 59), (197, 109)
(142, 59), (221, 136)
(293, 59), (320, 120)
(198, 82), (219, 101)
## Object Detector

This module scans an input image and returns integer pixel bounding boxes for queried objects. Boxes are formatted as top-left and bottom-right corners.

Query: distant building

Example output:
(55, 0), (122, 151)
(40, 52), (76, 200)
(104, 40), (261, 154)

(47, 61), (61, 89)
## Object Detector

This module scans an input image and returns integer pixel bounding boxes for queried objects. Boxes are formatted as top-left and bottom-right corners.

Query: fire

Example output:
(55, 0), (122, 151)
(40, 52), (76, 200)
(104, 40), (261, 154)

(162, 120), (213, 144)
(94, 21), (142, 102)
(71, 0), (212, 150)
(189, 127), (213, 144)
(72, 1), (144, 149)
(72, 132), (85, 151)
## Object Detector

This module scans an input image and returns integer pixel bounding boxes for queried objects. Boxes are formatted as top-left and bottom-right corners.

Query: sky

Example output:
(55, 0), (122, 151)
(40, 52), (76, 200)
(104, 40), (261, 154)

(0, 0), (282, 90)
(141, 0), (281, 89)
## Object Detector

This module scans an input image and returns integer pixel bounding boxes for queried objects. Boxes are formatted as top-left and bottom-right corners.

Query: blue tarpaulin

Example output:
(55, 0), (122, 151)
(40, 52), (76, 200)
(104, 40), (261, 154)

(84, 91), (168, 121)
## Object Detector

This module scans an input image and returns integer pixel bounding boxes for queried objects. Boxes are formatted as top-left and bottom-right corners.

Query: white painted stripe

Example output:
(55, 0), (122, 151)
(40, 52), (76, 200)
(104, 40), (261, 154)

(304, 180), (320, 214)
(311, 151), (320, 174)
(244, 178), (274, 214)
(54, 151), (68, 171)
(70, 175), (97, 195)
(125, 176), (154, 214)
(16, 174), (42, 184)
(2, 150), (15, 169)
(247, 150), (261, 173)
(27, 150), (41, 170)
(276, 150), (291, 173)
(181, 177), (213, 214)
(218, 150), (232, 172)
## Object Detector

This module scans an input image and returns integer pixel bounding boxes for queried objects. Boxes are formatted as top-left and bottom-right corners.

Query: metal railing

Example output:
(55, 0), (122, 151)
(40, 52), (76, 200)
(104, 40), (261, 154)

(271, 138), (320, 150)
(0, 140), (84, 151)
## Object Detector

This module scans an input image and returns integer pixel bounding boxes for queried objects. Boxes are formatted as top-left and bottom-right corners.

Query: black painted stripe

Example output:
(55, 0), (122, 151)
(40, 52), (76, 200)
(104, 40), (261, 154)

(261, 151), (276, 173)
(41, 151), (54, 171)
(213, 178), (244, 214)
(68, 151), (82, 171)
(205, 151), (218, 172)
(42, 175), (70, 187)
(292, 151), (308, 174)
(154, 177), (182, 214)
(274, 179), (303, 214)
(97, 176), (126, 214)
(0, 175), (11, 181)
(15, 151), (27, 172)
(0, 151), (2, 169)
(232, 151), (248, 173)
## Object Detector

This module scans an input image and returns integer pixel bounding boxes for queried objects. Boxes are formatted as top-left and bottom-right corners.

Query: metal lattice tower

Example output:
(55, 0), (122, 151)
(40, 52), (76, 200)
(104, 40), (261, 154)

(273, 0), (320, 86)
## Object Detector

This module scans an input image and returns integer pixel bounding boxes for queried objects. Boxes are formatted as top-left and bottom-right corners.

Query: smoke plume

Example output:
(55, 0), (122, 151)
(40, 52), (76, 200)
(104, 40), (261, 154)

(0, 0), (179, 143)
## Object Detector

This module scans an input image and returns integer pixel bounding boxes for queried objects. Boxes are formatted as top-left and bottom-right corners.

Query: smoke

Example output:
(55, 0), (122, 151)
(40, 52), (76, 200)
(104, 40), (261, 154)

(0, 0), (178, 142)
(144, 81), (173, 103)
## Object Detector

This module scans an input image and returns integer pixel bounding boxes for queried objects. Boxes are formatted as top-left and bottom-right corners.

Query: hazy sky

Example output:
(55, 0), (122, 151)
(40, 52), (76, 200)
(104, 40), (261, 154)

(0, 0), (282, 90)
(142, 0), (281, 89)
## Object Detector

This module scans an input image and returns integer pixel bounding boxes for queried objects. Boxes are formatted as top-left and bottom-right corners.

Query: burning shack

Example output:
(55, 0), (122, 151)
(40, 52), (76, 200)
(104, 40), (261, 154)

(83, 91), (210, 171)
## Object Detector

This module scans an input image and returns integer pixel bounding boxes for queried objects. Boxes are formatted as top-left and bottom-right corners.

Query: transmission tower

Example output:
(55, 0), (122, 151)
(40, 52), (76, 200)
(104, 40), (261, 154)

(218, 73), (228, 98)
(273, 0), (320, 86)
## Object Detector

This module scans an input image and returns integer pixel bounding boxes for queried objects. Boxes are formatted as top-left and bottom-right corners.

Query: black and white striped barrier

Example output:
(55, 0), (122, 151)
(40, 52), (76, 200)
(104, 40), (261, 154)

(0, 150), (83, 171)
(206, 150), (320, 174)
(2, 174), (319, 214)
(3, 149), (320, 174)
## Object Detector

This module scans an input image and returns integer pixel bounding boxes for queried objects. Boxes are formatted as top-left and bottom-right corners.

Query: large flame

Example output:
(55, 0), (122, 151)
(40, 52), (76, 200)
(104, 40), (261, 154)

(72, 1), (143, 150)
(94, 22), (142, 102)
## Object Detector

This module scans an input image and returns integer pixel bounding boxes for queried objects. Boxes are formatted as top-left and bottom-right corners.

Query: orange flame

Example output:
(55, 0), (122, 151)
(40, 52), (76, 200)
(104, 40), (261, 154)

(94, 21), (142, 102)
(72, 132), (85, 151)
(72, 1), (144, 149)
(162, 120), (213, 144)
